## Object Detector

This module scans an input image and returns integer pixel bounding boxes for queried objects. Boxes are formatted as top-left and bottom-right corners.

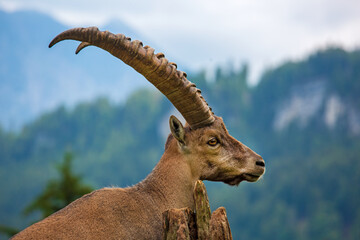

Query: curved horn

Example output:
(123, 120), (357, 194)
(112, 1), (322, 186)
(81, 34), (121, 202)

(49, 27), (215, 129)
(75, 42), (91, 54)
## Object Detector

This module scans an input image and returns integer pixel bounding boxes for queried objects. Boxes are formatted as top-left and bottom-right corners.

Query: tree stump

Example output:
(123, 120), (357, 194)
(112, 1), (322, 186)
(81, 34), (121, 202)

(162, 180), (233, 240)
(194, 180), (211, 240)
(209, 207), (232, 240)
(162, 208), (196, 240)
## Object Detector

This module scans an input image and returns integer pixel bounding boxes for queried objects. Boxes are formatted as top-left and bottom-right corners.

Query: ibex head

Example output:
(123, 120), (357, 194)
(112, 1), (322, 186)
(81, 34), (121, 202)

(168, 115), (265, 186)
(48, 27), (265, 187)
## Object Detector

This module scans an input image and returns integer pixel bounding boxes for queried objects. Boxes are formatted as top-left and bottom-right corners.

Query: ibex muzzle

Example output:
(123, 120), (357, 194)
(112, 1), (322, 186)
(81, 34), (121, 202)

(12, 27), (265, 239)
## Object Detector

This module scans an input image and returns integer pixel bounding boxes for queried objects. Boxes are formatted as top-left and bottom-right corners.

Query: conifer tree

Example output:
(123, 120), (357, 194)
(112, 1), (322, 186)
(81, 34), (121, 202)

(24, 152), (93, 218)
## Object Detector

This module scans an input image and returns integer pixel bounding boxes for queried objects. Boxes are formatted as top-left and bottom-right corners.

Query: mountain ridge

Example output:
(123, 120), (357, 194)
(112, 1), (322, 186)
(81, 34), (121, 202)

(1, 46), (360, 240)
(0, 9), (158, 130)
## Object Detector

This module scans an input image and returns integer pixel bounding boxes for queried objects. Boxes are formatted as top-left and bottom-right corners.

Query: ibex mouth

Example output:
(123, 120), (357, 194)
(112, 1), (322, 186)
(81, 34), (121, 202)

(243, 173), (262, 182)
(224, 173), (262, 186)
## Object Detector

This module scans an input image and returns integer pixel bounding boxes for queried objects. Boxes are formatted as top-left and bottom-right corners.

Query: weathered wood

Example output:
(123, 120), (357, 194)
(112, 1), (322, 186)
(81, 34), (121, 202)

(162, 181), (233, 240)
(194, 180), (211, 240)
(187, 209), (197, 240)
(162, 207), (196, 240)
(210, 207), (233, 240)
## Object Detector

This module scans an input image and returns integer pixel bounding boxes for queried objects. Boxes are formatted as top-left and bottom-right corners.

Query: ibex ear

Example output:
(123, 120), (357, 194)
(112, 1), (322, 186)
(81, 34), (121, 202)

(169, 115), (186, 145)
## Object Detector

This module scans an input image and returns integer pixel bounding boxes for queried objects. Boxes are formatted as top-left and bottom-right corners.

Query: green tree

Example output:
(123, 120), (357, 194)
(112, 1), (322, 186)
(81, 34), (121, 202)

(23, 152), (93, 218)
(0, 152), (93, 238)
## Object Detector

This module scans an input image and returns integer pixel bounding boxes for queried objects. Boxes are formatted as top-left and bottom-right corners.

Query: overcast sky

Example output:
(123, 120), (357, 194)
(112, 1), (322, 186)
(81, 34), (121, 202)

(1, 0), (360, 84)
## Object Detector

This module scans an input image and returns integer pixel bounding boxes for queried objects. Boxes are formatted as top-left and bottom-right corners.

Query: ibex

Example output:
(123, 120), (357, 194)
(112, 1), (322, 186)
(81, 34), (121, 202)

(13, 27), (265, 239)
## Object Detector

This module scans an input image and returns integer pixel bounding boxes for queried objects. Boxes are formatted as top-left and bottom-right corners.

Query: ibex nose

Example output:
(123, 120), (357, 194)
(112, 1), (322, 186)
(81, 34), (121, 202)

(256, 158), (265, 167)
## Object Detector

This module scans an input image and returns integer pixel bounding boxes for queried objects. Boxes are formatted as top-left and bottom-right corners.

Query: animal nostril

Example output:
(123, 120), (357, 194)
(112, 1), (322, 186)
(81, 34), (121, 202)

(256, 160), (265, 167)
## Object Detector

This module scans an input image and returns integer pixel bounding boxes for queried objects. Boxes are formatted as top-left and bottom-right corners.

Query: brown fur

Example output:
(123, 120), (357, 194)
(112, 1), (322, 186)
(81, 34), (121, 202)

(13, 117), (264, 239)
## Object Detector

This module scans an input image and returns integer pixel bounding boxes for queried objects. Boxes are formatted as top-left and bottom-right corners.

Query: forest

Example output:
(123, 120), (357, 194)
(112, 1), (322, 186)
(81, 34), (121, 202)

(0, 47), (359, 239)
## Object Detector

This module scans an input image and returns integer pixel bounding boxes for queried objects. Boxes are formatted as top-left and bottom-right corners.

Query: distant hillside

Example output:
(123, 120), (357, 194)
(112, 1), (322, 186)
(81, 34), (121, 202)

(194, 47), (360, 240)
(255, 47), (360, 133)
(0, 10), (157, 130)
(1, 47), (359, 240)
(245, 48), (360, 159)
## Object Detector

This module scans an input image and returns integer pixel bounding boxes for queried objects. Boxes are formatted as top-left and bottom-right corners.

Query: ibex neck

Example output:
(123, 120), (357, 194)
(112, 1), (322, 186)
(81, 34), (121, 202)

(138, 149), (197, 211)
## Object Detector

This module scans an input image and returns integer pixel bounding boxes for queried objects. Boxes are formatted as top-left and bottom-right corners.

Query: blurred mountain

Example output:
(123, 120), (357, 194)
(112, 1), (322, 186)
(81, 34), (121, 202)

(0, 10), (157, 130)
(0, 36), (359, 239)
(254, 47), (360, 135)
(194, 47), (360, 240)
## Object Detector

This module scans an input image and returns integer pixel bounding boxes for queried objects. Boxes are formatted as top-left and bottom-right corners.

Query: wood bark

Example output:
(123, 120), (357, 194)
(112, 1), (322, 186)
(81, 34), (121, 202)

(194, 180), (211, 240)
(162, 180), (233, 240)
(162, 208), (196, 240)
(209, 207), (233, 240)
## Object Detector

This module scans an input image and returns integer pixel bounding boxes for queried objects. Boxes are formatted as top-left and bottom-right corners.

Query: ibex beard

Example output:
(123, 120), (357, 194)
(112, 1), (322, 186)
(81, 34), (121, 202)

(12, 27), (265, 240)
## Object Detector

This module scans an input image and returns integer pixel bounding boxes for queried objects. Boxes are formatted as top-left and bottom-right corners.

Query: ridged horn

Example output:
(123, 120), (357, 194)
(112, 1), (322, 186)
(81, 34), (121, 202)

(49, 27), (215, 129)
(75, 42), (91, 54)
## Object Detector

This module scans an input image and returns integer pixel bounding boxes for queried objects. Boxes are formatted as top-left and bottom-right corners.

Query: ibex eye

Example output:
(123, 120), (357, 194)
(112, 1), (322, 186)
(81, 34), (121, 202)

(207, 138), (219, 146)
